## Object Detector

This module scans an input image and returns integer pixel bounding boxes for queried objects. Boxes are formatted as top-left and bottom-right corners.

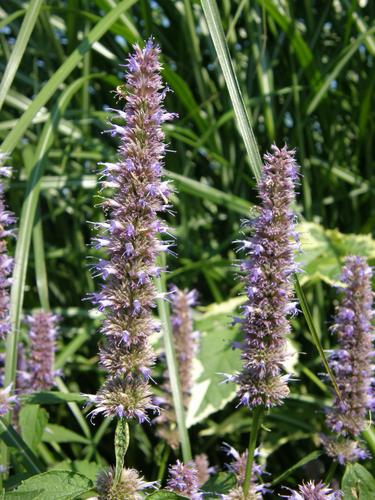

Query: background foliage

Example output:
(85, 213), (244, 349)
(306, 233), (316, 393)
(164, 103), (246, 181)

(1, 0), (374, 497)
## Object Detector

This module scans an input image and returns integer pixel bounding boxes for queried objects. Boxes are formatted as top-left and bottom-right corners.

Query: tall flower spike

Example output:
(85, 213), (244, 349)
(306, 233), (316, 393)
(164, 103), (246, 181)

(282, 480), (342, 499)
(233, 145), (299, 408)
(25, 312), (59, 391)
(0, 156), (15, 340)
(155, 286), (199, 447)
(90, 39), (176, 422)
(323, 256), (374, 463)
(166, 460), (202, 500)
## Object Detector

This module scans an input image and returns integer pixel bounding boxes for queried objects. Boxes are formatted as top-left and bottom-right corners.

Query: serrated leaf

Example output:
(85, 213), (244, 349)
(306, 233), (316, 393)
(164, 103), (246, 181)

(6, 470), (93, 500)
(201, 472), (236, 494)
(19, 406), (48, 452)
(42, 425), (89, 445)
(298, 222), (375, 285)
(21, 392), (86, 405)
(342, 463), (375, 500)
(147, 491), (188, 499)
(186, 310), (240, 427)
(50, 460), (101, 482)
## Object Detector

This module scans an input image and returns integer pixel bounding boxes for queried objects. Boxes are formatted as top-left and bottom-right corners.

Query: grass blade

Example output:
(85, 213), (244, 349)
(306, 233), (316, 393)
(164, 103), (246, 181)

(0, 0), (43, 113)
(0, 0), (137, 156)
(201, 0), (262, 181)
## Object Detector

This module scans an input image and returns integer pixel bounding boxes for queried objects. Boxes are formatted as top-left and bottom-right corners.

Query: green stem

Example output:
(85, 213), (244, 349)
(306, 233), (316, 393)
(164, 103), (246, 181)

(362, 425), (375, 458)
(243, 407), (264, 497)
(294, 275), (342, 400)
(324, 460), (337, 485)
(155, 252), (192, 463)
(157, 443), (170, 481)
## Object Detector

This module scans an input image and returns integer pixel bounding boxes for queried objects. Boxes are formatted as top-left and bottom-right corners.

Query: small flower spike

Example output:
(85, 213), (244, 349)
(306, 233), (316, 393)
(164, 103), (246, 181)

(26, 312), (59, 391)
(166, 460), (203, 500)
(155, 286), (199, 447)
(323, 256), (374, 463)
(233, 145), (300, 409)
(90, 39), (176, 422)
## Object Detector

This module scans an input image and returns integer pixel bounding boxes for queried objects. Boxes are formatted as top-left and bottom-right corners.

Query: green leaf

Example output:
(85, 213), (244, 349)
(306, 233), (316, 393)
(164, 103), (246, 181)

(147, 492), (188, 500)
(201, 472), (236, 494)
(186, 299), (242, 427)
(21, 392), (86, 405)
(42, 425), (89, 445)
(19, 406), (48, 453)
(342, 463), (375, 500)
(5, 471), (93, 499)
(0, 417), (42, 475)
(298, 222), (375, 286)
(49, 461), (101, 483)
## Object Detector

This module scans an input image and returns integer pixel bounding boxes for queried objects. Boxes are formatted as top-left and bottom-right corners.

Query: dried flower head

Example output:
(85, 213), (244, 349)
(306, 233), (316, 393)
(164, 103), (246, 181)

(232, 145), (299, 409)
(90, 39), (176, 422)
(166, 460), (202, 499)
(0, 156), (15, 340)
(25, 312), (59, 391)
(323, 256), (373, 462)
(282, 480), (342, 499)
(96, 466), (155, 500)
(155, 286), (199, 447)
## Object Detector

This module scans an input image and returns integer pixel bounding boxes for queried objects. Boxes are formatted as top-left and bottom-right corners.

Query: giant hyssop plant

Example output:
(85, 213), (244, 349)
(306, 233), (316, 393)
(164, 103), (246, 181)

(0, 0), (374, 499)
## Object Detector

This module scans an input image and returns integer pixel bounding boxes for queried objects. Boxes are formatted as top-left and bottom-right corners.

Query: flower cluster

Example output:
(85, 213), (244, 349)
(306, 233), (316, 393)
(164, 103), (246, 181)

(25, 312), (59, 391)
(90, 39), (175, 422)
(0, 385), (17, 416)
(0, 158), (14, 340)
(282, 480), (342, 499)
(194, 453), (215, 487)
(96, 467), (156, 500)
(323, 256), (374, 462)
(222, 443), (266, 499)
(155, 286), (199, 447)
(166, 460), (202, 499)
(233, 145), (299, 409)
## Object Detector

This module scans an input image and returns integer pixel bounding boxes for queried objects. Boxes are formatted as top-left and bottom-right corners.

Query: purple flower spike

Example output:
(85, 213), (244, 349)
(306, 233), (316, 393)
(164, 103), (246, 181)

(26, 312), (59, 391)
(233, 145), (300, 409)
(0, 157), (15, 341)
(155, 286), (199, 446)
(91, 39), (176, 421)
(166, 460), (203, 500)
(282, 480), (342, 499)
(323, 256), (373, 462)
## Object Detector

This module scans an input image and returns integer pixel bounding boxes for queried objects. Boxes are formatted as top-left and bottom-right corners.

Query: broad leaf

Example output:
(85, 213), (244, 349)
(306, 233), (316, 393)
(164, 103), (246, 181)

(50, 461), (101, 483)
(202, 472), (236, 495)
(19, 406), (48, 452)
(6, 470), (93, 499)
(147, 492), (188, 499)
(342, 463), (375, 500)
(42, 425), (89, 445)
(298, 222), (375, 285)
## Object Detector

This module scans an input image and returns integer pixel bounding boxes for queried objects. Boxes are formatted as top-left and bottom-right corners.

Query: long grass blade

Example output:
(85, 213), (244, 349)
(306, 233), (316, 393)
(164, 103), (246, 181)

(0, 0), (43, 113)
(0, 0), (137, 156)
(201, 0), (262, 181)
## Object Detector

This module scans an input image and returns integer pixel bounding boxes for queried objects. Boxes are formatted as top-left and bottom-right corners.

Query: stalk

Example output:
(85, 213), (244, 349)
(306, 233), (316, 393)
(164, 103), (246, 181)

(156, 252), (192, 463)
(243, 407), (263, 497)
